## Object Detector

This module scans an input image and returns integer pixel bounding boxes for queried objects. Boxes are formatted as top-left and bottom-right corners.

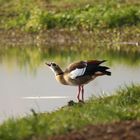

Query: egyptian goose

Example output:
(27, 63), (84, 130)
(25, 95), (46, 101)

(46, 60), (111, 102)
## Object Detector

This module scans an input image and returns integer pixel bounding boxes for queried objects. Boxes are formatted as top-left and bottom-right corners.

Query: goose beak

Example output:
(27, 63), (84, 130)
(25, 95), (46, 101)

(45, 62), (51, 67)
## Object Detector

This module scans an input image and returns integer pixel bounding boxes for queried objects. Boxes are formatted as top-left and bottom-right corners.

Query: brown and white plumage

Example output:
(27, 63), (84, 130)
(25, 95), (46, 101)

(46, 60), (111, 102)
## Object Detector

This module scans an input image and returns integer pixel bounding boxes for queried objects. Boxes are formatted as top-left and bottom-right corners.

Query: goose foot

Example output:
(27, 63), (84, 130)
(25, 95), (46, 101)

(78, 100), (85, 104)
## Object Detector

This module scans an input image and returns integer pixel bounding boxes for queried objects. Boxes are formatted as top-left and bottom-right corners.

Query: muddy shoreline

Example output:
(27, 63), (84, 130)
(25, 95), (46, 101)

(0, 28), (139, 47)
(48, 120), (140, 140)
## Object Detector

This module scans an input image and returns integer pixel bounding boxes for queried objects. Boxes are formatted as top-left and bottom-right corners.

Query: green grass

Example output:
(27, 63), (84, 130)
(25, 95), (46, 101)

(0, 0), (140, 32)
(0, 84), (140, 140)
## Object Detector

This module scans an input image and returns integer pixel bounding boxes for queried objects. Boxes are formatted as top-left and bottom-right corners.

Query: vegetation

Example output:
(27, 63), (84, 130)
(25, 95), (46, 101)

(0, 0), (140, 32)
(0, 84), (140, 139)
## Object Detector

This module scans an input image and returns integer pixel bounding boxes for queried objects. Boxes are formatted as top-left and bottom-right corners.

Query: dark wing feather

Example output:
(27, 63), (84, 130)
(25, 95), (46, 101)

(84, 60), (109, 76)
(87, 60), (106, 65)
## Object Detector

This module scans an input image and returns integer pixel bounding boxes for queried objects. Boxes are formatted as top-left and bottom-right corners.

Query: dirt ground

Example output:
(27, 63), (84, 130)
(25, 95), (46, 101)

(48, 120), (140, 140)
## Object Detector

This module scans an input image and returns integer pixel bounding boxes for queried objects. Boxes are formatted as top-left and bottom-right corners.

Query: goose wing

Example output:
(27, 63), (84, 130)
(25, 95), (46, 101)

(65, 60), (106, 79)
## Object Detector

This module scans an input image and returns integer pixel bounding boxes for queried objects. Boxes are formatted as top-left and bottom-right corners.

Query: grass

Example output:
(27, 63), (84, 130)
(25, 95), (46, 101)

(0, 84), (140, 139)
(0, 0), (140, 32)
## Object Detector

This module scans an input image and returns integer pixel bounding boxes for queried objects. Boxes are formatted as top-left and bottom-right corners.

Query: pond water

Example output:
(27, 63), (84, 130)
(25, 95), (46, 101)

(0, 45), (140, 122)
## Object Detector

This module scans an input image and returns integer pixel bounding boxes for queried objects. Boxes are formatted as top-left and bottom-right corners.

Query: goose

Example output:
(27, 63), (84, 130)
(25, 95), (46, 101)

(46, 60), (111, 102)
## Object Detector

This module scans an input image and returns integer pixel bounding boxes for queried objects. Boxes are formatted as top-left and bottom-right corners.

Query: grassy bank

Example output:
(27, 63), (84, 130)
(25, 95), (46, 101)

(0, 0), (140, 32)
(0, 84), (140, 140)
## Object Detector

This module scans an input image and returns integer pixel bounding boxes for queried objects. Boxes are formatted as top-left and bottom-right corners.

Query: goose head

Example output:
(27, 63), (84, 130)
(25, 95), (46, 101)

(46, 62), (63, 75)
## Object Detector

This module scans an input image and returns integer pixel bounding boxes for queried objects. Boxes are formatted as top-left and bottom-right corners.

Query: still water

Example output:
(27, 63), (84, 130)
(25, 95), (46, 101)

(0, 45), (140, 122)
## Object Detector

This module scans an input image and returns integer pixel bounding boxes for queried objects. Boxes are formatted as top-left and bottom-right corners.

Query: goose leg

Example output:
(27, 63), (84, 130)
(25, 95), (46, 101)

(77, 85), (81, 101)
(81, 85), (84, 102)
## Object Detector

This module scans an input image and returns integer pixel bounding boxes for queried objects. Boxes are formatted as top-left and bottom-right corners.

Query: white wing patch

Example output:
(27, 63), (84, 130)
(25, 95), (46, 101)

(69, 67), (86, 79)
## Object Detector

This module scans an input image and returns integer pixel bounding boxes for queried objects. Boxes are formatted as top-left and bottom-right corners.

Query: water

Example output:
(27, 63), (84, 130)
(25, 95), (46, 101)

(0, 45), (140, 122)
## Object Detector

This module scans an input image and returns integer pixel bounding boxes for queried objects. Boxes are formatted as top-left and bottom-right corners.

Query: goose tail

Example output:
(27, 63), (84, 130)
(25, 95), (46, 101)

(97, 66), (111, 76)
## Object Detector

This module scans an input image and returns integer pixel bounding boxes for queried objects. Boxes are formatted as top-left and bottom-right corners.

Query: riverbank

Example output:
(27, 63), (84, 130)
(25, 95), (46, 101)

(0, 84), (140, 140)
(0, 26), (139, 48)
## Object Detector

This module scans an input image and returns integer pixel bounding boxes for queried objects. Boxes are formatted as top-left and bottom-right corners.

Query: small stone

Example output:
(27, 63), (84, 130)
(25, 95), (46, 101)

(68, 100), (75, 106)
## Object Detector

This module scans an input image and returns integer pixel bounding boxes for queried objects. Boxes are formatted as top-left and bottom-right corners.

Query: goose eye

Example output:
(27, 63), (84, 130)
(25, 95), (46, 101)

(52, 63), (56, 66)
